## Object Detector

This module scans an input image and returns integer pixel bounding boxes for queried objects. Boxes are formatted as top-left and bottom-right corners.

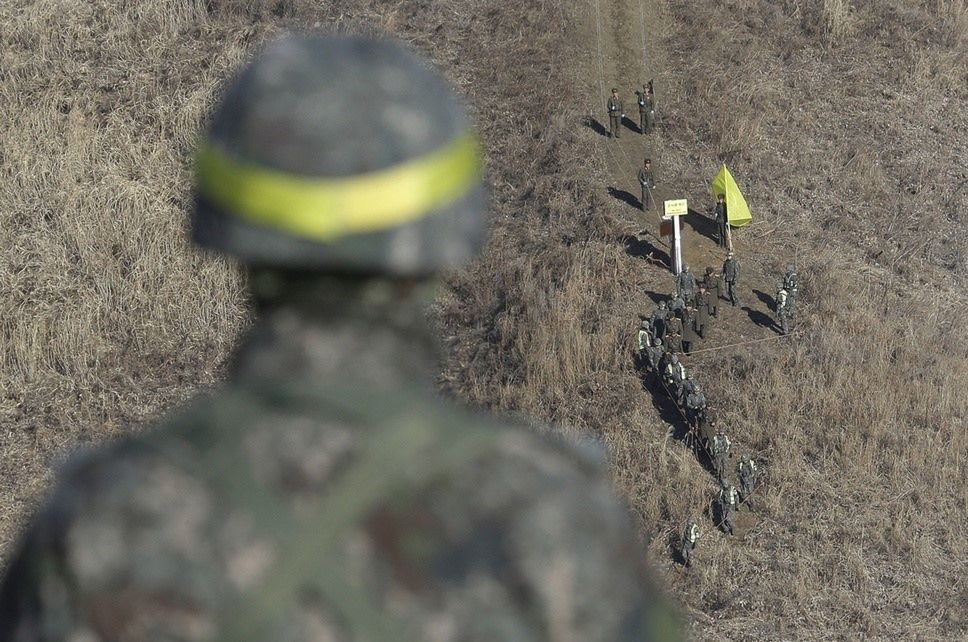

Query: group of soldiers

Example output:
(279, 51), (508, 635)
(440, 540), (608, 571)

(635, 251), (762, 567)
(606, 80), (656, 140)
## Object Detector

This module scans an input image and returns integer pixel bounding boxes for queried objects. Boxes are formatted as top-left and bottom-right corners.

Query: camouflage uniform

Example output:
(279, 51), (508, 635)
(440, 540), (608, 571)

(711, 431), (732, 483)
(664, 316), (683, 354)
(0, 36), (679, 642)
(738, 455), (758, 510)
(719, 485), (740, 535)
(679, 521), (700, 567)
(676, 267), (696, 305)
(776, 287), (791, 335)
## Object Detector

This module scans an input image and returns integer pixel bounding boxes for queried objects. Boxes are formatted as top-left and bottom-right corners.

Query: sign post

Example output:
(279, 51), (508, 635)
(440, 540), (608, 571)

(663, 199), (688, 275)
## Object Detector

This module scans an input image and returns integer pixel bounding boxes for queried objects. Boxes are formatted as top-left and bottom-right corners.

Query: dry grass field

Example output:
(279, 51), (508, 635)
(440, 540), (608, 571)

(1, 0), (965, 638)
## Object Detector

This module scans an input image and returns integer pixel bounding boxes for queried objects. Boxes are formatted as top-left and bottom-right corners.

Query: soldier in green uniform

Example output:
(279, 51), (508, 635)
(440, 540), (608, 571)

(635, 84), (655, 134)
(702, 267), (720, 317)
(681, 305), (700, 354)
(714, 193), (728, 248)
(0, 36), (679, 642)
(722, 251), (740, 306)
(644, 337), (665, 377)
(607, 88), (623, 139)
(637, 158), (655, 211)
(679, 519), (701, 567)
(694, 286), (710, 338)
(676, 265), (696, 305)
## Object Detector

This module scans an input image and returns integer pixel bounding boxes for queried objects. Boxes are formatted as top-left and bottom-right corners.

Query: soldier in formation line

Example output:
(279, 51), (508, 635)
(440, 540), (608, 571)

(738, 454), (759, 511)
(635, 82), (655, 134)
(702, 267), (721, 317)
(0, 35), (679, 641)
(607, 88), (624, 139)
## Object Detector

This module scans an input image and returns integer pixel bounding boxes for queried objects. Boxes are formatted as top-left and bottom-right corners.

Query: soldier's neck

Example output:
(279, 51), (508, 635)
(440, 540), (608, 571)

(230, 273), (439, 391)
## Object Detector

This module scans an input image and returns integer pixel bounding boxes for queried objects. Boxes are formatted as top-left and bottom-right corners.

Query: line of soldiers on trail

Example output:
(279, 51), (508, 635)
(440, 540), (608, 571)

(606, 81), (656, 140)
(635, 258), (765, 568)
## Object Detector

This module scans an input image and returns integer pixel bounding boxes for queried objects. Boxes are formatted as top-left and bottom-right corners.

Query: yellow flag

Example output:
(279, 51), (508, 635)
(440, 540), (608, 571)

(710, 164), (752, 228)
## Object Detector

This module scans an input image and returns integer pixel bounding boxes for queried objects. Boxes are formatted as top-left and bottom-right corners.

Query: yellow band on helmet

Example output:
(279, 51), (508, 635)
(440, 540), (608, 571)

(196, 132), (481, 241)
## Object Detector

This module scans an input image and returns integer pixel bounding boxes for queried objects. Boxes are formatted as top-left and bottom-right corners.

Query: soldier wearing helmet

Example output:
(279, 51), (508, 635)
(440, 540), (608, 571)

(0, 35), (678, 641)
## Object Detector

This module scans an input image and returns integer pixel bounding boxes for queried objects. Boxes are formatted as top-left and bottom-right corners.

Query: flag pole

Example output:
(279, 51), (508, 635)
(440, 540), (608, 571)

(723, 164), (734, 252)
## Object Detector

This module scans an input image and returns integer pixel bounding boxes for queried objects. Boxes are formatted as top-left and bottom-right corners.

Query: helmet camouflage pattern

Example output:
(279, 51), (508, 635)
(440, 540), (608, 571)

(193, 35), (486, 275)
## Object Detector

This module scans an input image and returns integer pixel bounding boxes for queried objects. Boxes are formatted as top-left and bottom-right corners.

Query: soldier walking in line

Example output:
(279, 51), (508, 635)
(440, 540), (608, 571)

(738, 454), (759, 511)
(776, 284), (791, 335)
(681, 305), (699, 354)
(676, 265), (696, 305)
(0, 35), (677, 641)
(638, 158), (656, 211)
(664, 313), (683, 354)
(722, 251), (740, 306)
(644, 337), (665, 376)
(712, 425), (732, 483)
(669, 290), (685, 318)
(783, 265), (799, 319)
(664, 353), (687, 401)
(636, 84), (655, 134)
(607, 88), (623, 139)
(685, 384), (707, 431)
(714, 193), (728, 248)
(695, 286), (710, 338)
(680, 519), (701, 567)
(719, 483), (740, 535)
(702, 267), (721, 317)
(650, 300), (670, 340)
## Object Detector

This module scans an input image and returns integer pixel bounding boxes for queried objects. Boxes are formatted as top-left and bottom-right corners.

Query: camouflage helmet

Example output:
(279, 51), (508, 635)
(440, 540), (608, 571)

(193, 35), (485, 275)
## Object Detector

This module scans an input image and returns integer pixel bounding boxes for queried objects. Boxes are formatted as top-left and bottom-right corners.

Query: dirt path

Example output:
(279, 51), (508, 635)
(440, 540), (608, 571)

(574, 0), (785, 538)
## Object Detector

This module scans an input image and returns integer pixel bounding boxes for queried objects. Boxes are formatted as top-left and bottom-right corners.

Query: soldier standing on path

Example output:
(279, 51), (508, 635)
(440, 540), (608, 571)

(714, 193), (728, 248)
(722, 252), (740, 306)
(776, 284), (791, 335)
(719, 483), (740, 536)
(783, 265), (799, 319)
(676, 265), (696, 305)
(685, 384), (707, 431)
(712, 426), (732, 483)
(636, 84), (655, 134)
(669, 290), (685, 318)
(738, 455), (759, 511)
(703, 267), (721, 317)
(638, 158), (656, 211)
(0, 35), (678, 641)
(664, 353), (687, 402)
(607, 88), (624, 139)
(680, 519), (701, 567)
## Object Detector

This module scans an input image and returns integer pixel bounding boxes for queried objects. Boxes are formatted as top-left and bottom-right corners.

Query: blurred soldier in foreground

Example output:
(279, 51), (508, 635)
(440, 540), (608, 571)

(679, 519), (701, 568)
(722, 251), (740, 307)
(0, 35), (678, 641)
(607, 88), (624, 139)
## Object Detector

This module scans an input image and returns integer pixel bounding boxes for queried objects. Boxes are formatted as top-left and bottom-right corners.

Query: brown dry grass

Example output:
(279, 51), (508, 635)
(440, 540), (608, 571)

(0, 0), (965, 639)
